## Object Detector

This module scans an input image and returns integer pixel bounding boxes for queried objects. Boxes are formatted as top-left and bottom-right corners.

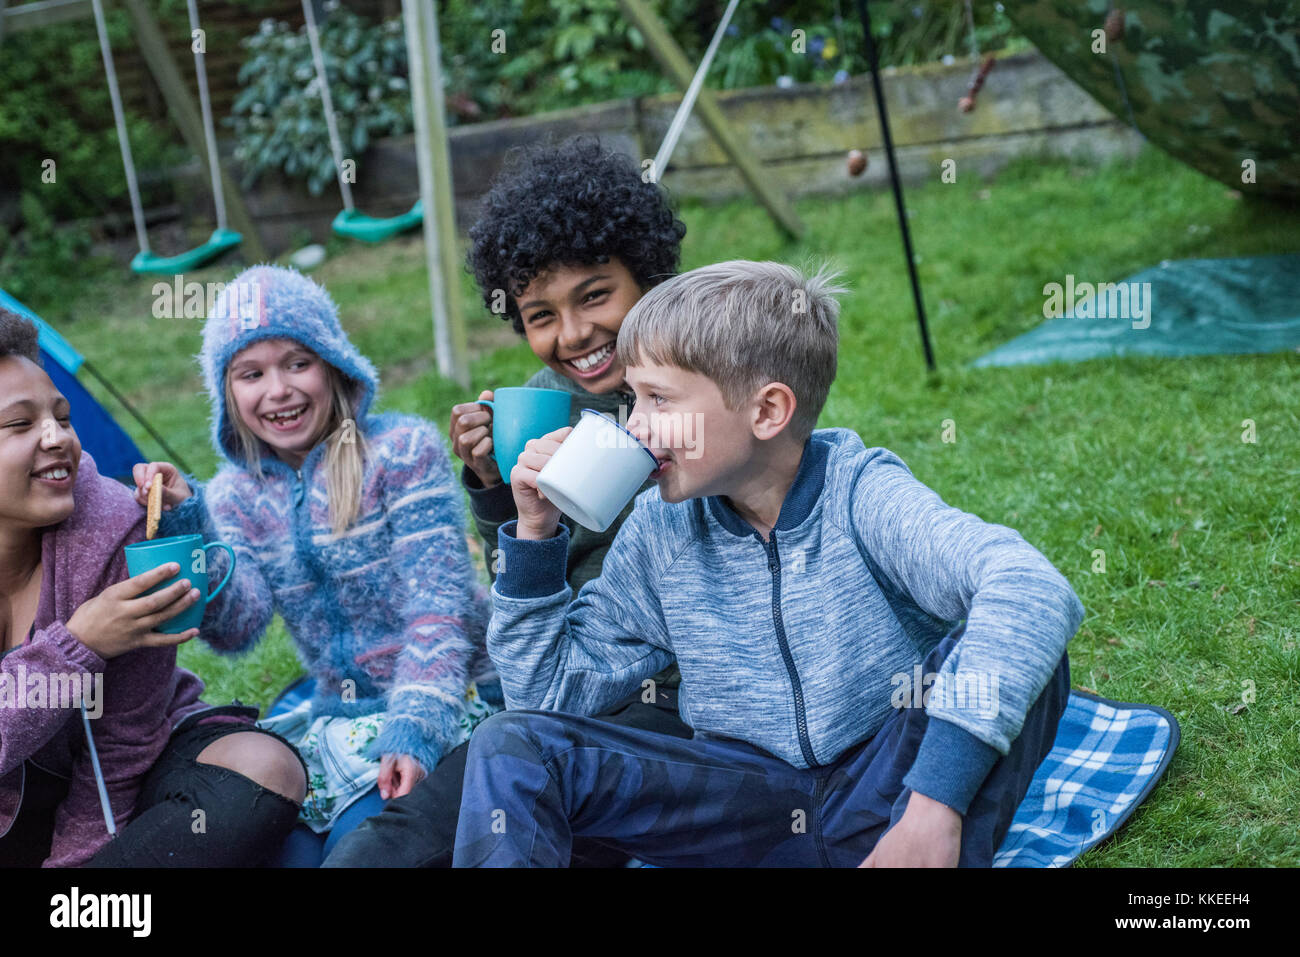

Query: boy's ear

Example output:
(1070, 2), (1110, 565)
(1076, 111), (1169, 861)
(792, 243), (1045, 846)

(751, 382), (798, 440)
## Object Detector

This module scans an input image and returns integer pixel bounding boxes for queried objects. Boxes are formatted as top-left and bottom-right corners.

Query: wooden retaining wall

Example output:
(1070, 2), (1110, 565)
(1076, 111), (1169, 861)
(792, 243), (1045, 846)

(212, 50), (1143, 254)
(115, 48), (1144, 257)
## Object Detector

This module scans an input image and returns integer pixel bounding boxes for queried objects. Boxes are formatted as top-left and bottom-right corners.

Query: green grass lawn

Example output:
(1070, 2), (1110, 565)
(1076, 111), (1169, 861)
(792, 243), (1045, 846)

(27, 144), (1300, 866)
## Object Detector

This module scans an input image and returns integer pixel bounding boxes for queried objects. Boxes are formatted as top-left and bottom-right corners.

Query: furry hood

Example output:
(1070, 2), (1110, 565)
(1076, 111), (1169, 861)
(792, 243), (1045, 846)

(198, 264), (378, 469)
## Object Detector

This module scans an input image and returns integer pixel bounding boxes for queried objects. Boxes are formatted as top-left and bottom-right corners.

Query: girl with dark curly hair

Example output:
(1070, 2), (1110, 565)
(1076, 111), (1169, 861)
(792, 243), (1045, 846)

(453, 133), (688, 590)
(0, 307), (306, 867)
(322, 134), (695, 868)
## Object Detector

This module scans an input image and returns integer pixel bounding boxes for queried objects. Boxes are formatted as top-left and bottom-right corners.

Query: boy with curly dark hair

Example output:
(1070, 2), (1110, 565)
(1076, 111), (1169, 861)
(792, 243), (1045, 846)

(452, 133), (687, 589)
(323, 135), (693, 868)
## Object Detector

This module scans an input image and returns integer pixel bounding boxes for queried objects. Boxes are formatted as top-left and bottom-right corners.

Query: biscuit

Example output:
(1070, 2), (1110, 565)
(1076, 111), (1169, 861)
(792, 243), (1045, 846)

(146, 473), (163, 540)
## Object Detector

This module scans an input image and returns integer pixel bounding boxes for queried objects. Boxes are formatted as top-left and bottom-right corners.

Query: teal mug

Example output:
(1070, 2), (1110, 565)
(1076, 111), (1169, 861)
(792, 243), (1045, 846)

(124, 533), (236, 634)
(477, 387), (572, 485)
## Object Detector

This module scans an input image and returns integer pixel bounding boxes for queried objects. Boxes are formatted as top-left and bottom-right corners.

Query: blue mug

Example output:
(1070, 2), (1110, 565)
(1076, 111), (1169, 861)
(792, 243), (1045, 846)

(123, 534), (236, 634)
(477, 387), (572, 485)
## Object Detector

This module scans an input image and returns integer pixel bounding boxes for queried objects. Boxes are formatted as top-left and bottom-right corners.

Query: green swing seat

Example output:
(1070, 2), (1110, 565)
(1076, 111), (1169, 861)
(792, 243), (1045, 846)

(331, 201), (423, 243)
(129, 228), (243, 276)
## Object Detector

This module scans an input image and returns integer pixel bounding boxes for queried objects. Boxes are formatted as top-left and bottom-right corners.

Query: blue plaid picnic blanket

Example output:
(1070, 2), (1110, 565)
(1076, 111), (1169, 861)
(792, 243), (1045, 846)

(992, 690), (1179, 867)
(271, 680), (1177, 867)
(626, 690), (1178, 868)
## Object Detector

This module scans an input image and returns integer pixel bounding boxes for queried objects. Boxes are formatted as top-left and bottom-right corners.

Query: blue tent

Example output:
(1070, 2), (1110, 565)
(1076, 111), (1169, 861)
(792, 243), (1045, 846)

(1, 288), (146, 483)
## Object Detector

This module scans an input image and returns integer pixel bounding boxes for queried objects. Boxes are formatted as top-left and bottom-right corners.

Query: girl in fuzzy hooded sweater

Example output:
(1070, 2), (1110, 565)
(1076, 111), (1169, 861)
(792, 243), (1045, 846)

(144, 265), (501, 866)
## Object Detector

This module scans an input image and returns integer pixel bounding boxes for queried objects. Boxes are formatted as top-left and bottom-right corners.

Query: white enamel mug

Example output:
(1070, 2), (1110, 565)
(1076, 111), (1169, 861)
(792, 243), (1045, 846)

(535, 409), (659, 532)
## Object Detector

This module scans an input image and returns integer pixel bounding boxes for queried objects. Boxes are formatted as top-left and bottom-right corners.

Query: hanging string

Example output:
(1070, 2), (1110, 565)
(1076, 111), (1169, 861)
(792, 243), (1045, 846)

(959, 0), (995, 113)
(82, 702), (117, 837)
(1105, 5), (1141, 134)
(187, 0), (228, 231)
(964, 0), (980, 62)
(832, 0), (849, 79)
(91, 0), (150, 253)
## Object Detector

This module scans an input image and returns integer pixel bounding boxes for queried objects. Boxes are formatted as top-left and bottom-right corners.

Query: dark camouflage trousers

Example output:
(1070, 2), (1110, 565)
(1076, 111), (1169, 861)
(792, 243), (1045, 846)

(453, 628), (1070, 867)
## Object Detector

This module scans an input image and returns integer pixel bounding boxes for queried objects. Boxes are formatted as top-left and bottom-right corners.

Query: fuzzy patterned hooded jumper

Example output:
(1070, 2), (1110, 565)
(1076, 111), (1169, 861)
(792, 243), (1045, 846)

(162, 265), (499, 773)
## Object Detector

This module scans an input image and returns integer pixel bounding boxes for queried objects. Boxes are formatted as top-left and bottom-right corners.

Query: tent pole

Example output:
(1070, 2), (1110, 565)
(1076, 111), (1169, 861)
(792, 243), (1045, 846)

(854, 0), (936, 372)
(652, 0), (740, 182)
(79, 359), (193, 474)
(617, 0), (803, 240)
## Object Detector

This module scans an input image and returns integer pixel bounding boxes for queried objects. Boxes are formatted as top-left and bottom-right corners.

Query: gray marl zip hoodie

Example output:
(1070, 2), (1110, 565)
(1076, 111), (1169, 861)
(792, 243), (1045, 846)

(486, 427), (1084, 814)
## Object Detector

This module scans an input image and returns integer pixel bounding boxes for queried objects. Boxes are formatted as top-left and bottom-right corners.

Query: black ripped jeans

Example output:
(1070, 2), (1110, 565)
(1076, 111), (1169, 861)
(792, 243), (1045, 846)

(1, 705), (305, 868)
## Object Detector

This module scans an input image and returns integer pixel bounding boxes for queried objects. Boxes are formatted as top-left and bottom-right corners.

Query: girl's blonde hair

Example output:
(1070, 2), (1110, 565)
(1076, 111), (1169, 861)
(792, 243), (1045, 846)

(223, 355), (369, 534)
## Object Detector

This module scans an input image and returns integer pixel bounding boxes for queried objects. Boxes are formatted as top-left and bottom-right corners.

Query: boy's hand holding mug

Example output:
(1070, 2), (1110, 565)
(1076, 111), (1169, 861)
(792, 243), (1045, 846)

(449, 390), (503, 488)
(510, 426), (573, 540)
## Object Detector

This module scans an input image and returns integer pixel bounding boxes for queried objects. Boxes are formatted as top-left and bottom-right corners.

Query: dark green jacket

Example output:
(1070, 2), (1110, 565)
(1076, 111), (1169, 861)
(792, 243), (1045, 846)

(462, 366), (681, 691)
(462, 365), (649, 593)
(462, 364), (686, 686)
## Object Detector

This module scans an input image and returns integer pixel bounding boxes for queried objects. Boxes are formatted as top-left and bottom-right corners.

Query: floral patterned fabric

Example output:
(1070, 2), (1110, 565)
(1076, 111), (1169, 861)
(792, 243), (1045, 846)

(259, 683), (496, 832)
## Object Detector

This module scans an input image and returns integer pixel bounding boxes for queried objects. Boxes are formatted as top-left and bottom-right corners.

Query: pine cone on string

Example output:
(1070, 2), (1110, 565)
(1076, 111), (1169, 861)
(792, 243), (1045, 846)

(958, 55), (996, 113)
(1104, 8), (1125, 43)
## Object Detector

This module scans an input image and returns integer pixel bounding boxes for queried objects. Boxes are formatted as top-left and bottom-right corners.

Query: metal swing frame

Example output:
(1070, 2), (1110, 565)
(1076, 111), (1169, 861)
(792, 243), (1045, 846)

(301, 0), (423, 243)
(91, 0), (242, 275)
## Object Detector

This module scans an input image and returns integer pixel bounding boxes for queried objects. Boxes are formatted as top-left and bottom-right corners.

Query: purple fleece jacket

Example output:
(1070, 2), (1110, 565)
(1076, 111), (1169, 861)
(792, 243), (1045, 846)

(0, 451), (210, 867)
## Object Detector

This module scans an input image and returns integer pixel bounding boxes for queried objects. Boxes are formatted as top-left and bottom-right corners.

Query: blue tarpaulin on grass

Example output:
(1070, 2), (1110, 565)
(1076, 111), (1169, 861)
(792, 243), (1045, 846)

(972, 254), (1300, 368)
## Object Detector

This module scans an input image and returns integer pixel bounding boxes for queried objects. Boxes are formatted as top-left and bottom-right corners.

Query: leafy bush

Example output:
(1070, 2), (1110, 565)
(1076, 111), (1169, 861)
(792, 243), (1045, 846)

(434, 0), (1026, 117)
(229, 0), (1026, 194)
(0, 11), (185, 305)
(0, 15), (187, 224)
(682, 2), (1027, 90)
(439, 0), (697, 113)
(0, 193), (107, 306)
(229, 6), (415, 196)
